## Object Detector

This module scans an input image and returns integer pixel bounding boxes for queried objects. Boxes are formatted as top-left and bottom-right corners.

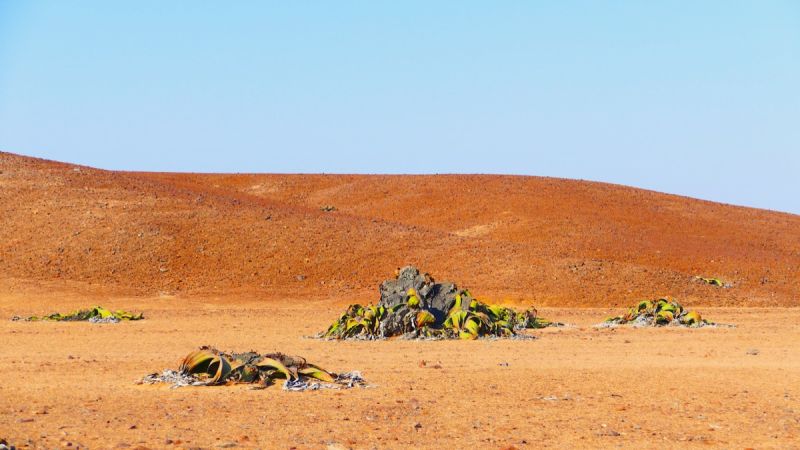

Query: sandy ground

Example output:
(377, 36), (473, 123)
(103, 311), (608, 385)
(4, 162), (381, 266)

(1, 291), (798, 449)
(2, 153), (799, 449)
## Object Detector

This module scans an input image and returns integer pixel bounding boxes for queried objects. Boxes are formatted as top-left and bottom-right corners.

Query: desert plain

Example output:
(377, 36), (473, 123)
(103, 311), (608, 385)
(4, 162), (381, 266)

(1, 152), (799, 449)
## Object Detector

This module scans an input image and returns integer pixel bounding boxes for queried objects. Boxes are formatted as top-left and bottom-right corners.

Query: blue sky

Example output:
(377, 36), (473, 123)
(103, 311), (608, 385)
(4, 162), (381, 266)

(1, 1), (798, 213)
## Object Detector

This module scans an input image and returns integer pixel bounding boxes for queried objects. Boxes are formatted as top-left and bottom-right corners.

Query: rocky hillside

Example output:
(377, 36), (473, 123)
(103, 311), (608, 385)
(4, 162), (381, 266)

(1, 151), (798, 306)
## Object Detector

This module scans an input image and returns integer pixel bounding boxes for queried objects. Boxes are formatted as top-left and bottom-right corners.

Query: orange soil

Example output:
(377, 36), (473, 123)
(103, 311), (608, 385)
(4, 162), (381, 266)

(2, 152), (800, 449)
(0, 288), (798, 449)
(1, 152), (798, 306)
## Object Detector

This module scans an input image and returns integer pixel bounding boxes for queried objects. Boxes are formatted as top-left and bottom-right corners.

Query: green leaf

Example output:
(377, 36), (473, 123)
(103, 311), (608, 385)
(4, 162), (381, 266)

(256, 356), (295, 380)
(299, 366), (335, 383)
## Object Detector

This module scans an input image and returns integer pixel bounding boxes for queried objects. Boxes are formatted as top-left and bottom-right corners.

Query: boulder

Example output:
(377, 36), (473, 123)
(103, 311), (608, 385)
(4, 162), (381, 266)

(378, 266), (469, 324)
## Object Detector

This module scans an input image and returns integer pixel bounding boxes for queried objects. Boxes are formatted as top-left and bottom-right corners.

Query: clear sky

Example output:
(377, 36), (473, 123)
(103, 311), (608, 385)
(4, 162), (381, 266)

(1, 1), (798, 214)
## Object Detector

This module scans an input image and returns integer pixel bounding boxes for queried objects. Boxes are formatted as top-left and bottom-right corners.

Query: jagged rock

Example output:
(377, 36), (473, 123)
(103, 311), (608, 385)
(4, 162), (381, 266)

(378, 266), (467, 324)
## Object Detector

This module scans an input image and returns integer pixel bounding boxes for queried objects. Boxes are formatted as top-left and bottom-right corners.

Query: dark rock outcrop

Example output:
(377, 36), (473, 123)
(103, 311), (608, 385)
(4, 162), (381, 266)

(378, 266), (469, 325)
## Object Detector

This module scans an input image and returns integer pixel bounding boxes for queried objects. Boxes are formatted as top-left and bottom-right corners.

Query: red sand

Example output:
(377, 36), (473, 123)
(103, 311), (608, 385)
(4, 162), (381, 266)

(1, 152), (799, 448)
(2, 152), (798, 306)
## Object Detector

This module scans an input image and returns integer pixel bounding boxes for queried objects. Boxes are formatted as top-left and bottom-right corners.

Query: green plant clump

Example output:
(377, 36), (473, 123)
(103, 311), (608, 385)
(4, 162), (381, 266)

(142, 346), (366, 390)
(16, 306), (144, 322)
(695, 276), (726, 287)
(604, 297), (711, 327)
(323, 290), (556, 340)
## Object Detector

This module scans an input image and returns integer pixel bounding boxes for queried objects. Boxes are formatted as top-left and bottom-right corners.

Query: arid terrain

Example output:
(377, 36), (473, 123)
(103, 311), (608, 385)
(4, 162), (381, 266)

(1, 151), (799, 448)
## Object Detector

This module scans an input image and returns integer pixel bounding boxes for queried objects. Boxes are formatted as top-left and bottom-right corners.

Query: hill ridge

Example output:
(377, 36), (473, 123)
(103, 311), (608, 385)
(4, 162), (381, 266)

(1, 151), (798, 306)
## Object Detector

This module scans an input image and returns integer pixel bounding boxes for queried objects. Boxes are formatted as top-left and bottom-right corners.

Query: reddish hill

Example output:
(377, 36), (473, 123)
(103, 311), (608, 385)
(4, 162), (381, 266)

(1, 151), (798, 306)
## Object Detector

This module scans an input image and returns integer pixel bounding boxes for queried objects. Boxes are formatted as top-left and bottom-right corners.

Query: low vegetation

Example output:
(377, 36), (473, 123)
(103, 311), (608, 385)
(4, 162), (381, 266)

(13, 306), (143, 323)
(141, 346), (366, 390)
(695, 276), (728, 287)
(602, 297), (712, 327)
(321, 266), (560, 340)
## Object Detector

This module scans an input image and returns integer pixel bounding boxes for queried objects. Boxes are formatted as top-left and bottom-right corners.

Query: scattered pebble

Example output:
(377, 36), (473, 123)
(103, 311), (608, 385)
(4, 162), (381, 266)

(418, 360), (443, 369)
(595, 425), (621, 436)
(325, 443), (348, 450)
